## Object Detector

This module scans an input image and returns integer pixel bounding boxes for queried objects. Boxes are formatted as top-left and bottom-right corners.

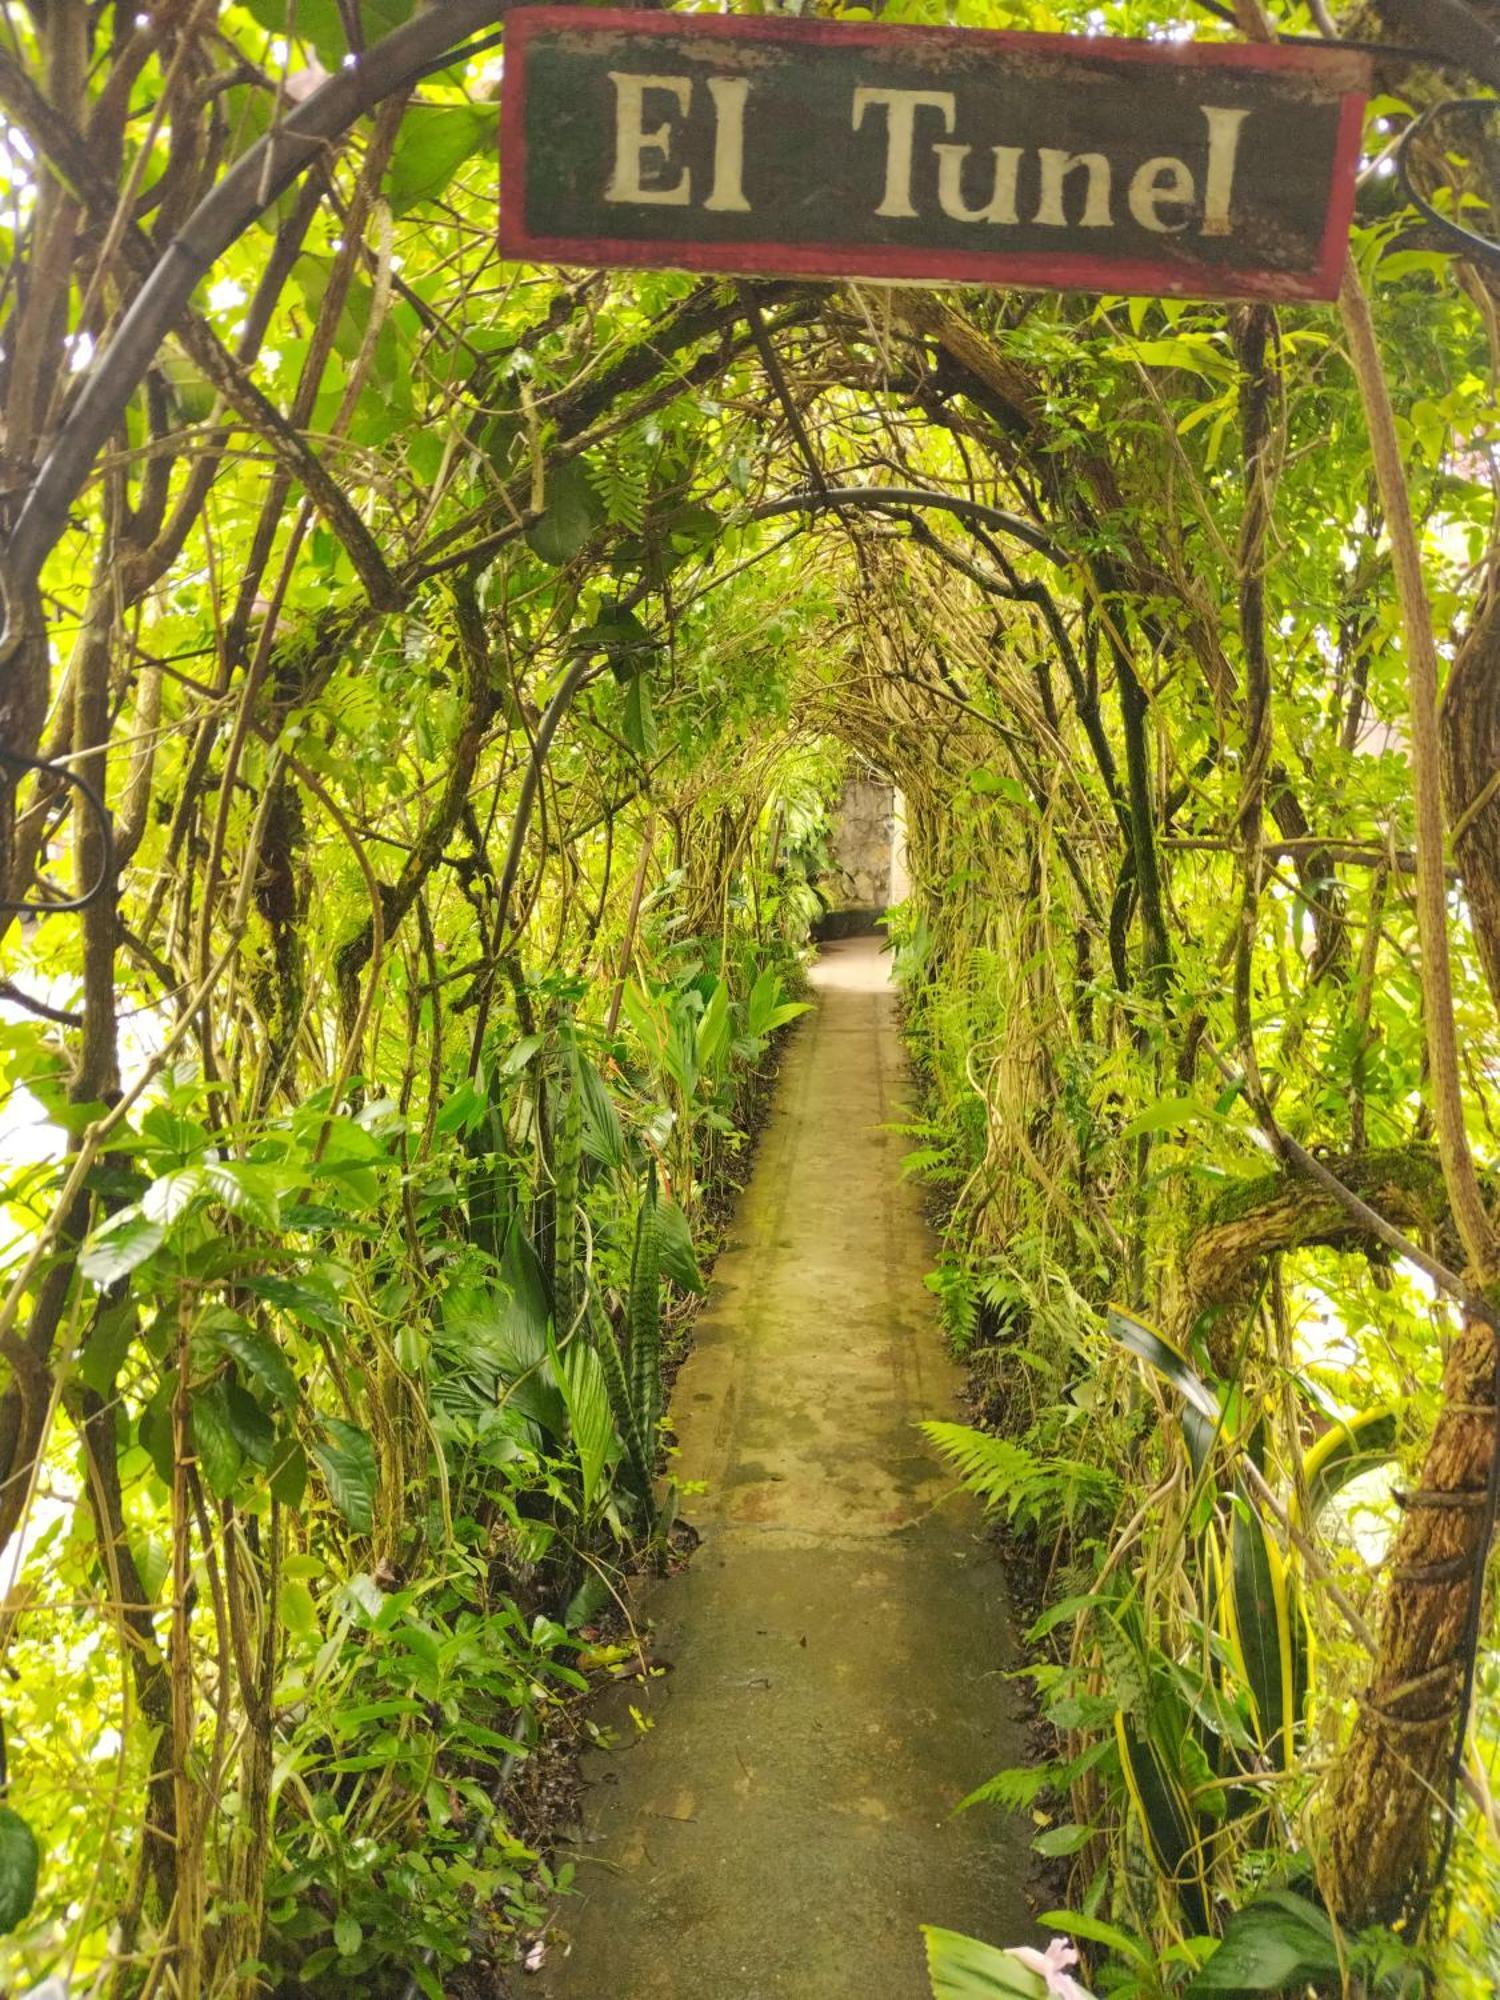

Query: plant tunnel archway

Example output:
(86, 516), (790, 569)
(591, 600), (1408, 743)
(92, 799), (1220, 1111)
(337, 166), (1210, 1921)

(3, 2), (1500, 1990)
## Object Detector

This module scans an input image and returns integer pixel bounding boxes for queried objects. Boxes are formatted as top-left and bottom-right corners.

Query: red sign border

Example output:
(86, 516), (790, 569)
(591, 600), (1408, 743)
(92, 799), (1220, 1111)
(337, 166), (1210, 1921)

(499, 9), (1368, 303)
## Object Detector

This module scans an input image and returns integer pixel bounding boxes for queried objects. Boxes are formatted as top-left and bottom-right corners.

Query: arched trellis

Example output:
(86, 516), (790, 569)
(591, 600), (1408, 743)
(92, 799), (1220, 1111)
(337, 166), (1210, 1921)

(0, 0), (510, 631)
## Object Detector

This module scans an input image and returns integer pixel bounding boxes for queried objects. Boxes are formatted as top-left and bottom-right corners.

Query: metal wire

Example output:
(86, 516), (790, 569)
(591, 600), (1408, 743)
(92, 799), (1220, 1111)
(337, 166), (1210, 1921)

(1394, 96), (1500, 272)
(0, 750), (114, 915)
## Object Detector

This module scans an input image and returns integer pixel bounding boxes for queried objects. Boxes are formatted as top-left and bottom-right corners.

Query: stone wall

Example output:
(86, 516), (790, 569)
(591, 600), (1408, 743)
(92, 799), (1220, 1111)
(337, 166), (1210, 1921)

(825, 775), (895, 916)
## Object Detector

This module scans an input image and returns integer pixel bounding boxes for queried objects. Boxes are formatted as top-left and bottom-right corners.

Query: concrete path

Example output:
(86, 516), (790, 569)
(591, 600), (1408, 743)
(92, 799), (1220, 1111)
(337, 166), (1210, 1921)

(541, 937), (1032, 1999)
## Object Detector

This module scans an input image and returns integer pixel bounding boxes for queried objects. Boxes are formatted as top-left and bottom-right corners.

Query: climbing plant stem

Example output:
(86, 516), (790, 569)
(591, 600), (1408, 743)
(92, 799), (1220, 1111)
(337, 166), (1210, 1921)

(1339, 263), (1497, 1283)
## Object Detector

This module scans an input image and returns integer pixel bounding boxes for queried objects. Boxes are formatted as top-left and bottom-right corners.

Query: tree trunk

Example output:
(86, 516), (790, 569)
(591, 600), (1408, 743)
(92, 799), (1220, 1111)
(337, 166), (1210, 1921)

(1323, 1313), (1497, 1923)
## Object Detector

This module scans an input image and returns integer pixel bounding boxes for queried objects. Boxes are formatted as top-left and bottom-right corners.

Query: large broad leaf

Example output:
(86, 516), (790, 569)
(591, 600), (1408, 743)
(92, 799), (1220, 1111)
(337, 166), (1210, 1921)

(746, 965), (809, 1043)
(79, 1208), (163, 1287)
(560, 1339), (613, 1513)
(656, 1196), (704, 1294)
(921, 1927), (1051, 1998)
(577, 1055), (626, 1172)
(141, 1166), (207, 1226)
(500, 1216), (552, 1365)
(621, 671), (658, 757)
(191, 1382), (244, 1499)
(247, 1271), (343, 1331)
(1185, 1890), (1339, 1993)
(310, 1420), (376, 1533)
(224, 1382), (277, 1468)
(525, 460), (605, 566)
(386, 105), (495, 216)
(0, 1807), (39, 1933)
(270, 1438), (309, 1510)
(204, 1310), (299, 1405)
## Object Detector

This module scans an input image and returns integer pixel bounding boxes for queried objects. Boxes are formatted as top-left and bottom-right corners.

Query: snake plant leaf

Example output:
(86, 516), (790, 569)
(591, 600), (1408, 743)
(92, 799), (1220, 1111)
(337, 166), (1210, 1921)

(551, 1027), (584, 1334)
(1224, 1492), (1299, 1768)
(1114, 1713), (1212, 1934)
(1295, 1405), (1401, 1524)
(628, 1168), (663, 1445)
(1107, 1307), (1222, 1426)
(589, 1305), (656, 1525)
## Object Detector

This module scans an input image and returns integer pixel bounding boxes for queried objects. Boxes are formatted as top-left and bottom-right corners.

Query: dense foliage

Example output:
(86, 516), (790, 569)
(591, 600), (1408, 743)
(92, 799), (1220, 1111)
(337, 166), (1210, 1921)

(2, 0), (1500, 1995)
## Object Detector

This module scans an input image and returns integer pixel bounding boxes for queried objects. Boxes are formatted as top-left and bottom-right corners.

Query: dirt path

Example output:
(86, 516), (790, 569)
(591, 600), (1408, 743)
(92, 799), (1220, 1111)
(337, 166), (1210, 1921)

(541, 937), (1032, 1997)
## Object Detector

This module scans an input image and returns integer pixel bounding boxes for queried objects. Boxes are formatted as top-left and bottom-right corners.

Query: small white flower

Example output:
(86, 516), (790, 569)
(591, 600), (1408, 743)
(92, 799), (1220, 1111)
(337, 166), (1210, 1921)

(1005, 1937), (1096, 2000)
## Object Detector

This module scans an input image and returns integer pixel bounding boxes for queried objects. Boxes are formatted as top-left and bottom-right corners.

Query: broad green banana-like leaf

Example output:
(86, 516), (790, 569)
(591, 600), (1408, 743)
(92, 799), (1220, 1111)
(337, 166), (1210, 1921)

(921, 1927), (1054, 1999)
(1114, 1712), (1212, 1934)
(560, 1339), (613, 1515)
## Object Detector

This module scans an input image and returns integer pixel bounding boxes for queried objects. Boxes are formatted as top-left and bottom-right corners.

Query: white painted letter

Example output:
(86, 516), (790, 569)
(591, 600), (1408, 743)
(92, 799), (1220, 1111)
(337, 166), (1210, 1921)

(1128, 155), (1195, 233)
(605, 72), (693, 206)
(704, 76), (751, 213)
(852, 86), (955, 219)
(1200, 105), (1250, 236)
(1035, 149), (1113, 228)
(934, 144), (1023, 225)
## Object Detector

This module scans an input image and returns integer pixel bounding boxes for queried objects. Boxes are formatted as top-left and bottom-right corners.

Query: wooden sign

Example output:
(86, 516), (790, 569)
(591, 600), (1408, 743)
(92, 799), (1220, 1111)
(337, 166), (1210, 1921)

(500, 11), (1368, 303)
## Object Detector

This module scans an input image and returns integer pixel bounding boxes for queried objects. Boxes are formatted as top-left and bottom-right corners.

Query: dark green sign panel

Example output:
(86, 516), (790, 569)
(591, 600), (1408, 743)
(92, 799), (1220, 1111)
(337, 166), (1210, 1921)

(500, 11), (1368, 303)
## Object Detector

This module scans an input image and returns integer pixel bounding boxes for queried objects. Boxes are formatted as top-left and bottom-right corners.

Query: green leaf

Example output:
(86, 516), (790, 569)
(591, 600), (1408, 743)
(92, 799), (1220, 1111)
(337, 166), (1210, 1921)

(334, 1914), (363, 1958)
(1224, 1495), (1299, 1767)
(526, 460), (605, 566)
(310, 1420), (376, 1532)
(560, 1338), (613, 1513)
(0, 1807), (40, 1934)
(270, 1439), (309, 1510)
(203, 1159), (284, 1227)
(192, 1382), (245, 1499)
(1114, 1712), (1210, 1934)
(386, 105), (496, 216)
(141, 1166), (206, 1225)
(1121, 1095), (1206, 1138)
(279, 1577), (319, 1640)
(921, 1926), (1050, 1998)
(1185, 1891), (1339, 1992)
(577, 1055), (626, 1171)
(204, 1312), (299, 1405)
(248, 1272), (342, 1331)
(656, 1196), (704, 1294)
(79, 1208), (163, 1286)
(1107, 1307), (1222, 1426)
(1297, 1406), (1400, 1522)
(224, 1382), (277, 1467)
(1037, 1911), (1152, 1972)
(1033, 1822), (1093, 1857)
(621, 670), (658, 756)
(77, 1295), (138, 1396)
